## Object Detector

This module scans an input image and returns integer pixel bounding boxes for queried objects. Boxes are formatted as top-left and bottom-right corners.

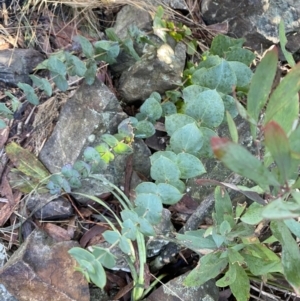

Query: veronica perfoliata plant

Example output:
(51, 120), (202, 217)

(186, 42), (300, 299)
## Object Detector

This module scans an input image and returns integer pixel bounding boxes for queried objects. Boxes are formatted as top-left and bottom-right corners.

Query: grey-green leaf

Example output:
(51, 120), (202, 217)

(151, 156), (181, 182)
(165, 113), (196, 136)
(170, 123), (203, 156)
(176, 153), (206, 178)
(184, 90), (224, 128)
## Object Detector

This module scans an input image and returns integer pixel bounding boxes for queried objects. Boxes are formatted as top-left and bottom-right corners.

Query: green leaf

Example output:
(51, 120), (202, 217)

(121, 209), (139, 223)
(47, 55), (67, 76)
(160, 179), (186, 193)
(113, 142), (133, 155)
(184, 90), (224, 128)
(216, 262), (237, 287)
(0, 103), (13, 115)
(182, 84), (208, 102)
(73, 160), (91, 178)
(84, 60), (97, 85)
(214, 186), (233, 226)
(94, 40), (120, 64)
(265, 121), (292, 183)
(265, 61), (300, 133)
(135, 120), (155, 138)
(17, 83), (39, 105)
(197, 127), (217, 158)
(76, 35), (95, 58)
(170, 123), (203, 156)
(103, 230), (120, 244)
(229, 263), (250, 301)
(153, 6), (167, 42)
(222, 95), (238, 120)
(83, 147), (106, 169)
(140, 97), (163, 120)
(165, 113), (195, 136)
(226, 111), (238, 143)
(225, 47), (255, 65)
(64, 52), (87, 77)
(135, 182), (157, 195)
(279, 19), (295, 67)
(247, 46), (278, 138)
(118, 117), (136, 139)
(51, 72), (68, 92)
(176, 153), (206, 178)
(150, 150), (178, 164)
(176, 230), (217, 251)
(228, 61), (252, 88)
(90, 260), (107, 289)
(184, 252), (228, 286)
(211, 137), (279, 191)
(95, 143), (114, 163)
(261, 198), (300, 219)
(240, 202), (263, 225)
(101, 134), (118, 147)
(187, 41), (197, 55)
(161, 102), (177, 116)
(192, 59), (237, 94)
(157, 183), (183, 205)
(29, 75), (52, 96)
(243, 253), (282, 276)
(151, 156), (181, 182)
(122, 219), (137, 240)
(135, 193), (163, 224)
(69, 247), (95, 262)
(138, 217), (156, 236)
(122, 38), (140, 61)
(149, 91), (161, 102)
(210, 35), (245, 57)
(271, 220), (300, 294)
(284, 219), (300, 238)
(91, 246), (116, 269)
(61, 164), (81, 188)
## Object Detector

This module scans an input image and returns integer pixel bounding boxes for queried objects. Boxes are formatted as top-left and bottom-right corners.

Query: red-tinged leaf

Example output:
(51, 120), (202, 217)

(264, 121), (292, 183)
(247, 46), (278, 138)
(211, 137), (279, 191)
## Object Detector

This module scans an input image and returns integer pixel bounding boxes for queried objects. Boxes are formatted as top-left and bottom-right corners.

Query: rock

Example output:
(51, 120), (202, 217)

(26, 193), (73, 220)
(145, 274), (219, 301)
(113, 5), (152, 41)
(0, 229), (89, 301)
(151, 0), (188, 10)
(39, 78), (126, 174)
(0, 284), (18, 301)
(0, 241), (7, 268)
(0, 49), (45, 86)
(201, 0), (300, 53)
(109, 5), (152, 75)
(39, 79), (151, 203)
(119, 42), (186, 103)
(147, 209), (175, 258)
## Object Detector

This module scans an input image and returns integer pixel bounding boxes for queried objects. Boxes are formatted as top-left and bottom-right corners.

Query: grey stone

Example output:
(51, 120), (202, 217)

(0, 242), (7, 268)
(119, 42), (186, 103)
(0, 285), (18, 301)
(201, 0), (300, 53)
(0, 229), (89, 301)
(26, 193), (73, 220)
(0, 48), (44, 86)
(145, 274), (219, 301)
(39, 78), (126, 174)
